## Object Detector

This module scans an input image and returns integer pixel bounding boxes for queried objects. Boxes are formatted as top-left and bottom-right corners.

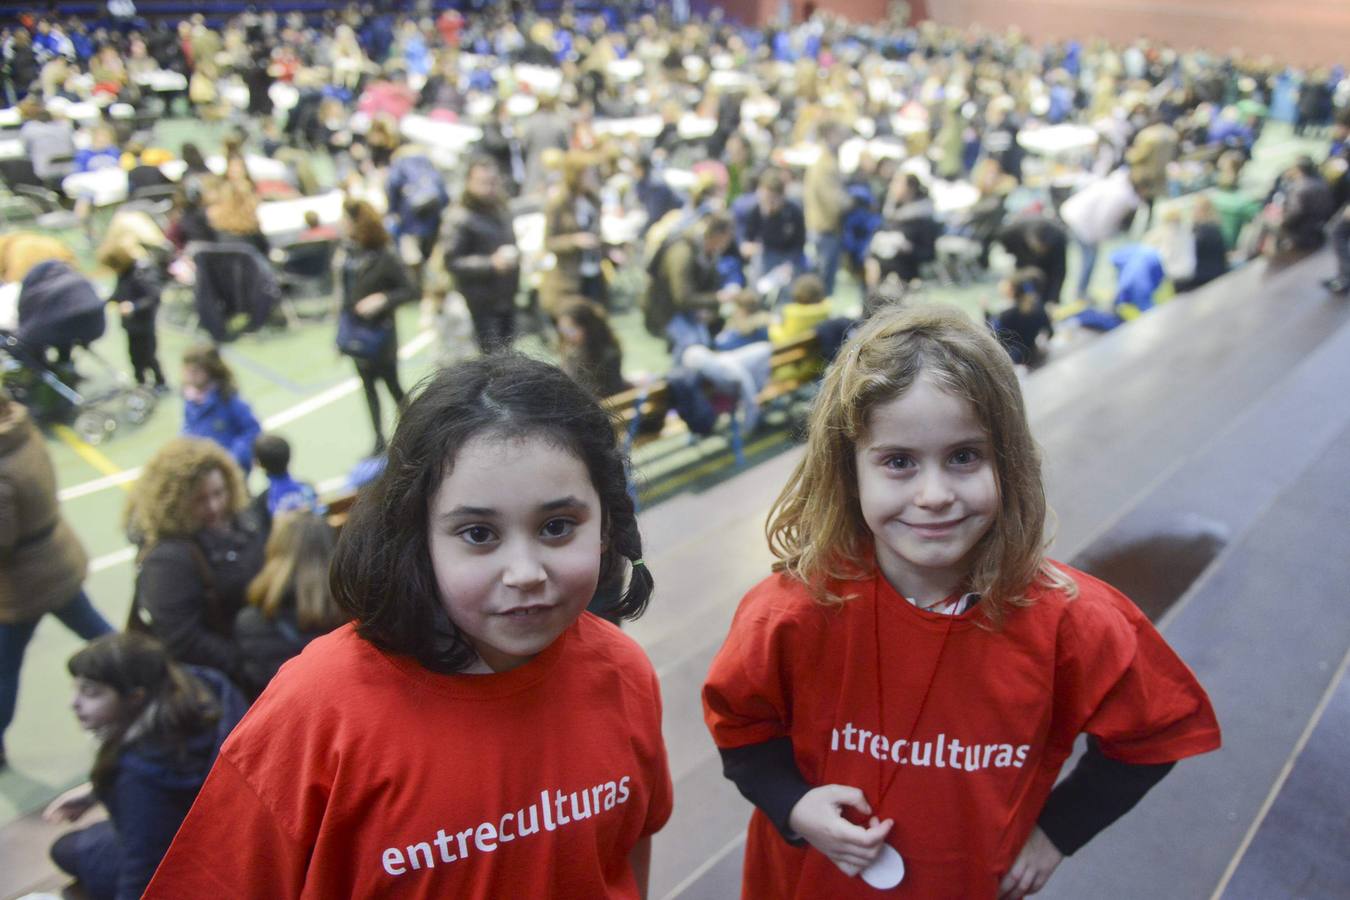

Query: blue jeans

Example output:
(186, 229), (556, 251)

(665, 313), (711, 362)
(0, 590), (113, 746)
(810, 231), (844, 297)
(51, 820), (120, 899)
(1076, 240), (1100, 300)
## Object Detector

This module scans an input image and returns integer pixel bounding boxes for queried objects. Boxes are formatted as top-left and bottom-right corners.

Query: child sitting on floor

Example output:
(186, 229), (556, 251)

(251, 433), (320, 532)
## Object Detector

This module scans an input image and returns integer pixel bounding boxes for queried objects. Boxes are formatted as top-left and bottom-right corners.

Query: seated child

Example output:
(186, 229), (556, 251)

(236, 510), (345, 693)
(714, 288), (772, 351)
(181, 344), (261, 475)
(298, 210), (339, 243)
(45, 633), (246, 900)
(987, 267), (1054, 366)
(252, 433), (320, 531)
(770, 273), (832, 346)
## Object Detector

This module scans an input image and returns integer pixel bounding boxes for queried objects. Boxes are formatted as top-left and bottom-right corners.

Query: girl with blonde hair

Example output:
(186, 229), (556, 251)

(235, 510), (344, 692)
(704, 304), (1220, 899)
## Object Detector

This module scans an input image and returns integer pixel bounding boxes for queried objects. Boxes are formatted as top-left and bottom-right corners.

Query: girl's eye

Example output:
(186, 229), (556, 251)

(883, 454), (915, 470)
(458, 525), (497, 546)
(540, 518), (576, 539)
(951, 447), (982, 466)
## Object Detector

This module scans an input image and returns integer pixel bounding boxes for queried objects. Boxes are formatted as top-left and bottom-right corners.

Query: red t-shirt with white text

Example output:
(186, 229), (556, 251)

(146, 615), (673, 898)
(702, 563), (1220, 899)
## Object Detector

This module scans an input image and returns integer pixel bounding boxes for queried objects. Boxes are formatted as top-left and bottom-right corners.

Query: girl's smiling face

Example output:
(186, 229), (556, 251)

(427, 432), (603, 673)
(854, 372), (999, 605)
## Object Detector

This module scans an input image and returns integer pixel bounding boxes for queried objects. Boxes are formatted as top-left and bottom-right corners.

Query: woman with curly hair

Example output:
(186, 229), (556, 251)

(125, 438), (265, 691)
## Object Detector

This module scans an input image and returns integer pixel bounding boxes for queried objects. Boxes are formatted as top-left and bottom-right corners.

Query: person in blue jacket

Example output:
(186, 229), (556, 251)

(179, 344), (261, 475)
(44, 632), (246, 900)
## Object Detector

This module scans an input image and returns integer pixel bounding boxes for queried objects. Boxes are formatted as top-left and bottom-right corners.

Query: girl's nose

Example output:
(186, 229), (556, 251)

(501, 547), (546, 590)
(913, 468), (956, 508)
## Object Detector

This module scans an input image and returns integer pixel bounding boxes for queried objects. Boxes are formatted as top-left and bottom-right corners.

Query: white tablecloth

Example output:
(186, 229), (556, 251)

(606, 59), (644, 82)
(399, 114), (483, 155)
(593, 115), (662, 139)
(929, 180), (981, 216)
(134, 70), (188, 92)
(514, 209), (647, 258)
(662, 168), (697, 191)
(678, 114), (717, 140)
(709, 70), (755, 91)
(47, 98), (101, 124)
(1018, 124), (1098, 157)
(889, 115), (930, 137)
(507, 64), (563, 96)
(779, 138), (908, 174)
(258, 189), (345, 238)
(62, 154), (290, 206)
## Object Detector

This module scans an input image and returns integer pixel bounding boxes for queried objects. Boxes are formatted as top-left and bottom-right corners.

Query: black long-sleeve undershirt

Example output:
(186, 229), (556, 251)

(718, 736), (1174, 855)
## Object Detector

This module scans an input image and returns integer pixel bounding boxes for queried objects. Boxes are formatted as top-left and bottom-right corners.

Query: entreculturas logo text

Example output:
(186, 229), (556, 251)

(831, 721), (1030, 770)
(381, 776), (633, 877)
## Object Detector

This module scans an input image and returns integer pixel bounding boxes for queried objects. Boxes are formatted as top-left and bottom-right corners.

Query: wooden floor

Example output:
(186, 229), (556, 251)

(5, 249), (1349, 899)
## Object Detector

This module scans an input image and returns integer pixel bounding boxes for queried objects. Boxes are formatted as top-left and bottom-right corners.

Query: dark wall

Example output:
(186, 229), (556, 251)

(923, 0), (1349, 68)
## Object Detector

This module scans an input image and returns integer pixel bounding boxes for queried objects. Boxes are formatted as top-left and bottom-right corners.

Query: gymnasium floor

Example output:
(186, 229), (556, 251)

(0, 119), (1340, 898)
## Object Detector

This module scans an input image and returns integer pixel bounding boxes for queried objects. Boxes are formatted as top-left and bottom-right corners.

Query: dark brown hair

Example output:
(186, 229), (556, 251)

(181, 343), (237, 398)
(330, 354), (654, 673)
(343, 198), (390, 250)
(68, 633), (221, 796)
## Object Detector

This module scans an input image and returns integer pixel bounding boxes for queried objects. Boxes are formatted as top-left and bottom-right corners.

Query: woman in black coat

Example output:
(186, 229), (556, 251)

(336, 199), (417, 456)
(126, 438), (265, 692)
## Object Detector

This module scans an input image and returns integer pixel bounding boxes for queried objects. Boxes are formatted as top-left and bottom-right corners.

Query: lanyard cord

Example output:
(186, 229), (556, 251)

(872, 584), (958, 811)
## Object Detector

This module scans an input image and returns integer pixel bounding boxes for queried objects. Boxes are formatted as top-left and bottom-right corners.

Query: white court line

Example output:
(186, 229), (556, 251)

(91, 546), (136, 572)
(1208, 643), (1350, 900)
(659, 832), (746, 900)
(59, 331), (434, 503)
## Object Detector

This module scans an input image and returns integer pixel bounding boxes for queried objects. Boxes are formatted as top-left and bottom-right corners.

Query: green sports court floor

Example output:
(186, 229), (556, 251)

(0, 113), (1329, 895)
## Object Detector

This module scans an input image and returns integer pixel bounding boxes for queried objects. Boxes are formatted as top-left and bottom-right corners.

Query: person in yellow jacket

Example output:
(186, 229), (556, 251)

(770, 274), (832, 382)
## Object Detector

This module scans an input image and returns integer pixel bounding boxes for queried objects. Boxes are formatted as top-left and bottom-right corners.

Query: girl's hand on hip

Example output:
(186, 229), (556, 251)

(998, 826), (1064, 899)
(788, 784), (894, 878)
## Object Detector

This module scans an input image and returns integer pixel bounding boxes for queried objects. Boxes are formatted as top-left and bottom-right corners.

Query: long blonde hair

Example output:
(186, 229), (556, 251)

(766, 304), (1073, 626)
(246, 510), (343, 631)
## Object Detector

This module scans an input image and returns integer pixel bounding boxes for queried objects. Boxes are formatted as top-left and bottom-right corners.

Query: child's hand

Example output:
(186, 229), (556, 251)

(43, 783), (97, 824)
(788, 784), (894, 878)
(119, 301), (135, 316)
(998, 826), (1064, 899)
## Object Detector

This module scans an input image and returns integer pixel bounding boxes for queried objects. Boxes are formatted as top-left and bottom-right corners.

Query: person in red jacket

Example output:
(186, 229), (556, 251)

(146, 355), (672, 899)
(703, 305), (1220, 900)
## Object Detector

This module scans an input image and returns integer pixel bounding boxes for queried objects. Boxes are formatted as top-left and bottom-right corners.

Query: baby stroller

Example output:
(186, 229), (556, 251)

(0, 260), (156, 444)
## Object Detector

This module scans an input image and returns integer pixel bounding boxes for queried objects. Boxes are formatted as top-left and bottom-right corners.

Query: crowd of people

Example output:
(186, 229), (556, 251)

(0, 1), (1346, 897)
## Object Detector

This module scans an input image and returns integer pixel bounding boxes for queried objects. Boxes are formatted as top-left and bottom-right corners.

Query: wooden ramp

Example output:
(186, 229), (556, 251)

(634, 250), (1350, 900)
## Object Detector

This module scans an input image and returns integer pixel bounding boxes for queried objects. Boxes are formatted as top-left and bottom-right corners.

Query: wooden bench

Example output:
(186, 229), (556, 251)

(323, 332), (827, 524)
(601, 331), (823, 469)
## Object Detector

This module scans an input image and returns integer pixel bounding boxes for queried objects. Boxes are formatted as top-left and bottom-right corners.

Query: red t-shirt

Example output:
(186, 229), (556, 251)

(146, 616), (673, 899)
(703, 563), (1220, 899)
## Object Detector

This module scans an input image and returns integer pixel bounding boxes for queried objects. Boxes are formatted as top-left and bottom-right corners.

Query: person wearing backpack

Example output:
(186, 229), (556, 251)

(642, 211), (738, 359)
(385, 143), (449, 281)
